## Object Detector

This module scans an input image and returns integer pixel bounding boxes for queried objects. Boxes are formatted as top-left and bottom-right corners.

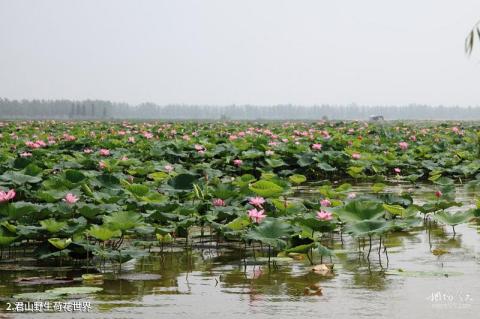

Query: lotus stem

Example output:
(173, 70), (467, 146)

(367, 235), (372, 260)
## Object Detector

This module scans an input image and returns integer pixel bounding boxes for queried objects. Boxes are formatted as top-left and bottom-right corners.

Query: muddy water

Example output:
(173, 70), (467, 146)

(1, 183), (480, 319)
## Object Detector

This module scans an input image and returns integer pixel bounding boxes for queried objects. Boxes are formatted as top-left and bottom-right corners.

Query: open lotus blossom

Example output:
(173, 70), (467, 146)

(212, 198), (225, 207)
(0, 189), (16, 203)
(435, 190), (442, 198)
(20, 152), (32, 157)
(351, 153), (361, 160)
(394, 167), (401, 174)
(320, 199), (331, 207)
(143, 132), (154, 139)
(316, 210), (333, 221)
(63, 193), (79, 204)
(121, 156), (129, 161)
(248, 208), (266, 223)
(452, 126), (460, 133)
(265, 150), (274, 156)
(128, 136), (136, 143)
(311, 143), (322, 151)
(398, 142), (409, 150)
(249, 196), (265, 207)
(347, 192), (357, 199)
(25, 141), (46, 149)
(99, 149), (110, 156)
(164, 164), (174, 173)
(83, 148), (93, 154)
(233, 159), (243, 167)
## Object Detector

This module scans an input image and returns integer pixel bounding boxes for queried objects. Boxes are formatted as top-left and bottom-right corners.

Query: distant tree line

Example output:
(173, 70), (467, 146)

(1, 98), (480, 120)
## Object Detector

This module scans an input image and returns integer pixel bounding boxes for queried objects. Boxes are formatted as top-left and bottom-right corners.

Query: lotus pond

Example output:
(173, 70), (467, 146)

(1, 120), (480, 318)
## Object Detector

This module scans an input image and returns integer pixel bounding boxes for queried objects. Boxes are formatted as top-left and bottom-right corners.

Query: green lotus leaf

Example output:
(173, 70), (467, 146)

(226, 216), (250, 231)
(64, 170), (86, 183)
(12, 292), (64, 300)
(88, 225), (121, 241)
(40, 219), (67, 233)
(371, 183), (386, 193)
(433, 210), (473, 226)
(104, 211), (144, 231)
(288, 174), (307, 185)
(0, 171), (42, 185)
(336, 199), (385, 221)
(168, 173), (198, 190)
(249, 180), (284, 198)
(45, 286), (103, 295)
(48, 237), (72, 250)
(126, 184), (150, 197)
(245, 218), (292, 249)
(346, 220), (391, 237)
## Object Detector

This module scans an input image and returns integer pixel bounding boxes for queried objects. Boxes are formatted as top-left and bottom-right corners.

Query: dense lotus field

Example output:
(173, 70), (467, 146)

(0, 120), (480, 268)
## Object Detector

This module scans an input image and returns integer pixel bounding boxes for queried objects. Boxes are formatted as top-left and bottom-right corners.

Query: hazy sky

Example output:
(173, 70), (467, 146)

(1, 0), (480, 106)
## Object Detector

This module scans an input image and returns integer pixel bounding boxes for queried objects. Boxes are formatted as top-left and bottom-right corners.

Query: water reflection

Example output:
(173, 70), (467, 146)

(1, 183), (480, 318)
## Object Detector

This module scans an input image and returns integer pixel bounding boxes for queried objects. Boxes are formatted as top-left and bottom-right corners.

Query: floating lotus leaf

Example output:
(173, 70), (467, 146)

(45, 286), (103, 295)
(12, 292), (64, 300)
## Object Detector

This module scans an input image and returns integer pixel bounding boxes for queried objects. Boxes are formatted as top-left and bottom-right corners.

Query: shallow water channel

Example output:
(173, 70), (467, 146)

(1, 183), (480, 319)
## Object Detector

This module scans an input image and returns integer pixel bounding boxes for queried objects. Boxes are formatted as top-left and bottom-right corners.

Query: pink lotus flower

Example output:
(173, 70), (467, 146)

(233, 159), (243, 167)
(435, 190), (442, 198)
(121, 156), (129, 161)
(212, 198), (225, 207)
(410, 135), (417, 142)
(20, 152), (32, 157)
(98, 161), (107, 170)
(351, 153), (361, 160)
(249, 196), (266, 207)
(194, 144), (205, 151)
(83, 148), (93, 154)
(312, 143), (322, 151)
(164, 164), (174, 173)
(265, 150), (274, 156)
(398, 142), (409, 150)
(394, 167), (401, 174)
(316, 210), (333, 221)
(143, 132), (154, 139)
(347, 192), (357, 199)
(63, 193), (78, 204)
(128, 137), (136, 143)
(0, 189), (16, 203)
(63, 134), (76, 141)
(452, 126), (460, 134)
(99, 149), (110, 156)
(36, 140), (47, 147)
(320, 199), (331, 207)
(248, 208), (266, 223)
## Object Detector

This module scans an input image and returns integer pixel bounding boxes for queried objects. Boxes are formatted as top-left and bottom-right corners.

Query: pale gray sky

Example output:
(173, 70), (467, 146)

(1, 0), (480, 106)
